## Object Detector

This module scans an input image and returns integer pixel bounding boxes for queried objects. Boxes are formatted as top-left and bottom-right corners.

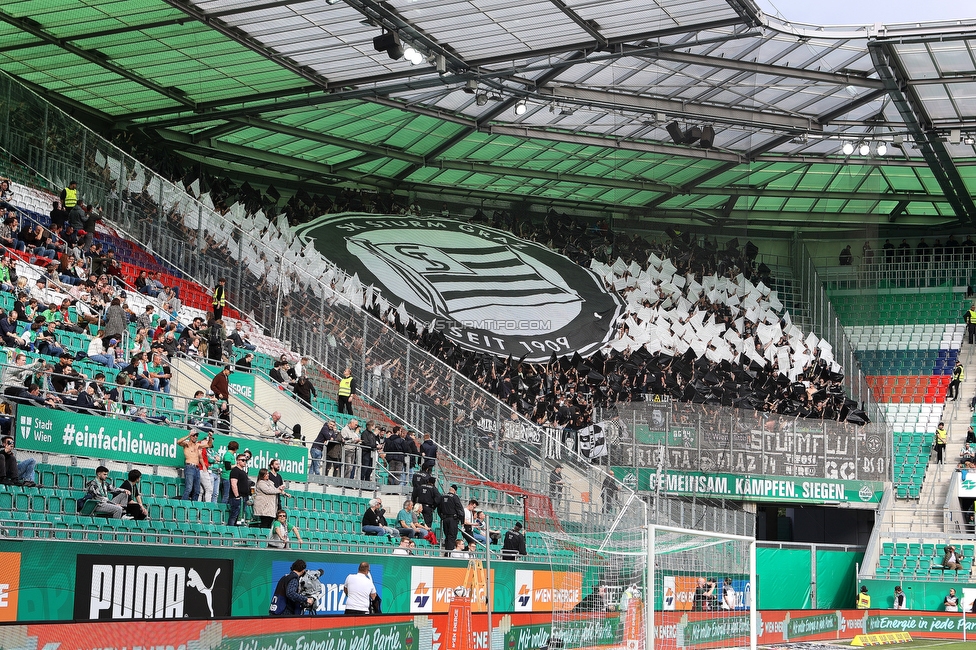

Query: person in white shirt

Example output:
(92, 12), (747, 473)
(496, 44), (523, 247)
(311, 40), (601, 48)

(393, 538), (412, 555)
(450, 539), (469, 559)
(343, 562), (376, 615)
(892, 585), (907, 610)
(721, 578), (737, 610)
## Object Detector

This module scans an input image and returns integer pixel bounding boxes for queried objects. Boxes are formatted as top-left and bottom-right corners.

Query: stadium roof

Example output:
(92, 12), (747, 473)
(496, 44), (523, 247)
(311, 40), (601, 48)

(2, 0), (976, 234)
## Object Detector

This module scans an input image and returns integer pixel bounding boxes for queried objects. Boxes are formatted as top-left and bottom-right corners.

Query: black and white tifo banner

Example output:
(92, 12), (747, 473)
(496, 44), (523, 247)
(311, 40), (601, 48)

(298, 215), (624, 362)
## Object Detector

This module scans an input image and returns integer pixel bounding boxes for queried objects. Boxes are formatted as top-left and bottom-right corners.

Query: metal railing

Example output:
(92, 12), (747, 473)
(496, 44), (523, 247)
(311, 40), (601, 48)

(791, 235), (889, 445)
(811, 250), (975, 292)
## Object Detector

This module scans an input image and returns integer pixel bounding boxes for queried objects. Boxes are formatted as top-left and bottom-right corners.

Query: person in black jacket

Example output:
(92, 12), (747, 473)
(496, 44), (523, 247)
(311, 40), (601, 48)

(293, 376), (316, 407)
(310, 422), (329, 476)
(420, 433), (437, 472)
(383, 427), (405, 485)
(411, 474), (442, 528)
(270, 559), (314, 616)
(501, 522), (527, 559)
(438, 484), (465, 554)
(359, 421), (378, 481)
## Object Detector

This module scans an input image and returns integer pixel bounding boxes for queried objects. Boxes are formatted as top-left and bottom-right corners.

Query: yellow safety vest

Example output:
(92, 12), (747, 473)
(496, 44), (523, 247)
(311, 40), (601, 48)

(212, 286), (225, 307)
(936, 427), (947, 445)
(63, 187), (78, 208)
(967, 309), (976, 324)
(338, 376), (353, 397)
(856, 593), (870, 609)
(954, 365), (966, 382)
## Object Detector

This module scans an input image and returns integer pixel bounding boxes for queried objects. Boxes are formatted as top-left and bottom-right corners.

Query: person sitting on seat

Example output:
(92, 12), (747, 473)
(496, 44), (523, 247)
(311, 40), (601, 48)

(0, 435), (36, 487)
(942, 545), (964, 571)
(361, 498), (398, 538)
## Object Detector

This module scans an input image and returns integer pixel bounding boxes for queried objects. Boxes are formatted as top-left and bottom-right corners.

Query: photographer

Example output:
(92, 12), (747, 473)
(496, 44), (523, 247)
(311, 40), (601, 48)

(269, 559), (315, 616)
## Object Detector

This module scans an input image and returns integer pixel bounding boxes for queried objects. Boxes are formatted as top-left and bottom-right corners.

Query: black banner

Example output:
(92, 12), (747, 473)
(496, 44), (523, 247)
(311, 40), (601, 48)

(296, 215), (624, 361)
(74, 554), (233, 620)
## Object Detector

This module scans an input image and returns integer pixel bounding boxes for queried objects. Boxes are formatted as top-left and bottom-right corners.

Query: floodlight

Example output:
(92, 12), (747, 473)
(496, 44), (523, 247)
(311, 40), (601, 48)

(699, 125), (715, 148)
(514, 100), (527, 115)
(475, 92), (488, 106)
(842, 142), (854, 155)
(858, 142), (870, 156)
(666, 121), (684, 144)
(372, 32), (403, 60)
(403, 45), (423, 65)
(875, 142), (887, 156)
(462, 79), (478, 94)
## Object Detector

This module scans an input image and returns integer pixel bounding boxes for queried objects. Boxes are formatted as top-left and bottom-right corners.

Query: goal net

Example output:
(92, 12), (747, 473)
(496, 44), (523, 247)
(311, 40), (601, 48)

(542, 522), (756, 650)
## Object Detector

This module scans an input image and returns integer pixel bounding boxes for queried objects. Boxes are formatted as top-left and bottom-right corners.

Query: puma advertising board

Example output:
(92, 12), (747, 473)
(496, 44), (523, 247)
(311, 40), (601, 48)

(74, 555), (233, 620)
(297, 215), (623, 362)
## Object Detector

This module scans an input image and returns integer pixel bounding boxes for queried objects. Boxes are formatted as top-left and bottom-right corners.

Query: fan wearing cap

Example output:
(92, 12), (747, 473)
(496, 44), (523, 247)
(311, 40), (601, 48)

(88, 335), (121, 369)
(178, 429), (213, 501)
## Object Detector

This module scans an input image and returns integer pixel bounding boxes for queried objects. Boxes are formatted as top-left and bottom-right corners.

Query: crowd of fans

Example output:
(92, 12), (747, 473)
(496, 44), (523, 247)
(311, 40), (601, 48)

(84, 145), (865, 429)
(0, 177), (273, 434)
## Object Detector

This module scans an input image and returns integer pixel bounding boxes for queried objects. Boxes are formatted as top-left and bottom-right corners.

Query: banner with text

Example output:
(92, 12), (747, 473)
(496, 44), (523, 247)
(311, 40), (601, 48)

(15, 405), (308, 480)
(613, 401), (888, 484)
(200, 364), (256, 406)
(613, 467), (884, 504)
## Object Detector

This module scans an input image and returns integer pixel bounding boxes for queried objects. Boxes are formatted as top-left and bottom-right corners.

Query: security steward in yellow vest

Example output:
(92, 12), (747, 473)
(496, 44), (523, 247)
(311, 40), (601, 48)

(966, 306), (976, 344)
(60, 181), (78, 209)
(949, 361), (965, 401)
(337, 367), (356, 415)
(856, 586), (870, 609)
(212, 277), (227, 321)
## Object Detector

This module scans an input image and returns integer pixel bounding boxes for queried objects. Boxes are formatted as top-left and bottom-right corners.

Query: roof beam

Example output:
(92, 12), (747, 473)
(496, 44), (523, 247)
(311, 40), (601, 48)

(0, 16), (193, 54)
(0, 10), (195, 110)
(642, 50), (885, 89)
(888, 200), (910, 222)
(539, 86), (818, 132)
(548, 0), (608, 48)
(191, 122), (248, 144)
(869, 41), (976, 227)
(160, 0), (331, 91)
(118, 21), (759, 126)
(486, 125), (743, 162)
(390, 51), (592, 182)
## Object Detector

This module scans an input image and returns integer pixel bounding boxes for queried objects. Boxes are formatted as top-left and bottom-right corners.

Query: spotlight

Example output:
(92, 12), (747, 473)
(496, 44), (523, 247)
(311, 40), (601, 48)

(462, 79), (478, 94)
(325, 0), (340, 4)
(372, 32), (403, 60)
(965, 137), (976, 146)
(514, 100), (527, 115)
(875, 142), (887, 156)
(666, 121), (684, 144)
(842, 142), (854, 155)
(403, 45), (423, 65)
(699, 125), (715, 148)
(858, 142), (870, 156)
(475, 92), (488, 106)
(683, 126), (702, 145)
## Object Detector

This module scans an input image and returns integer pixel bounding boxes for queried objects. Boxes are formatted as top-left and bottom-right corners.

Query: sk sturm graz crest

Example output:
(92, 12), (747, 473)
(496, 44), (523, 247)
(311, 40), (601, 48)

(296, 215), (624, 362)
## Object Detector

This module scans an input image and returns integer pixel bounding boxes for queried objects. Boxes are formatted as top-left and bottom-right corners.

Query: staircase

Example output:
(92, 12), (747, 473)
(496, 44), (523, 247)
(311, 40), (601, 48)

(172, 357), (267, 438)
(885, 343), (971, 533)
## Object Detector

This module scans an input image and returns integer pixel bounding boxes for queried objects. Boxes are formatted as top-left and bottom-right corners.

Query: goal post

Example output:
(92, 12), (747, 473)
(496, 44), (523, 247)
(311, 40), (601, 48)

(647, 524), (757, 650)
(541, 522), (757, 650)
